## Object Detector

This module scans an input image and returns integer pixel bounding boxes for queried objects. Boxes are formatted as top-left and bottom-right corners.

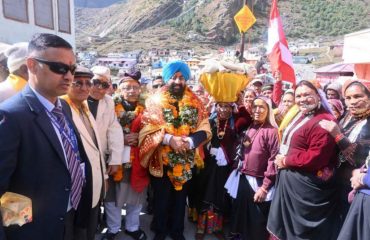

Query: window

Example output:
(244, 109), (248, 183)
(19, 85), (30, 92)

(34, 0), (54, 29)
(3, 0), (28, 23)
(57, 0), (71, 33)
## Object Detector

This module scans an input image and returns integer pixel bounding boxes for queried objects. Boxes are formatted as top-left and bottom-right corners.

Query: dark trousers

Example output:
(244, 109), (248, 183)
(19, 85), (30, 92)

(151, 174), (189, 240)
(63, 209), (76, 240)
(63, 203), (100, 240)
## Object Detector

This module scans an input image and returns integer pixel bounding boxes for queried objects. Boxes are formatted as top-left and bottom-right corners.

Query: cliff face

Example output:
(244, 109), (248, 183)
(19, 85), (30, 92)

(75, 0), (246, 47)
(75, 0), (370, 53)
(76, 0), (183, 38)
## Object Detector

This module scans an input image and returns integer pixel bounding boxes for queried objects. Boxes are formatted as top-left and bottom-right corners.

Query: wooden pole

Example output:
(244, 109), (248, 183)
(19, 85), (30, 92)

(239, 0), (249, 62)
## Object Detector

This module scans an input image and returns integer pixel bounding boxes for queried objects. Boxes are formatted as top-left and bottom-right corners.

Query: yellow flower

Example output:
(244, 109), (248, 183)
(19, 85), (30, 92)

(173, 164), (183, 177)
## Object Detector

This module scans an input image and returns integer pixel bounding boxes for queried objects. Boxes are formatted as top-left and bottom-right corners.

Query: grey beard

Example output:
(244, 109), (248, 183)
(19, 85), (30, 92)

(301, 103), (318, 113)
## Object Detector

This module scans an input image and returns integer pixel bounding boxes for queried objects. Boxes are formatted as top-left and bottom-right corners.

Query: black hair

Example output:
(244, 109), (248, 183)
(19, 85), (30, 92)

(346, 81), (370, 98)
(296, 80), (319, 94)
(28, 33), (72, 54)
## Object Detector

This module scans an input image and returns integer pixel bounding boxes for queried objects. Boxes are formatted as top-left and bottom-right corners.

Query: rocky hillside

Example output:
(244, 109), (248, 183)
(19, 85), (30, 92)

(75, 0), (370, 53)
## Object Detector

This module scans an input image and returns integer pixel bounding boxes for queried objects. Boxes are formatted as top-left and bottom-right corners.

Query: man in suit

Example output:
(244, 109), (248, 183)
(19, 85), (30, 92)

(62, 65), (107, 240)
(87, 66), (123, 239)
(0, 33), (92, 240)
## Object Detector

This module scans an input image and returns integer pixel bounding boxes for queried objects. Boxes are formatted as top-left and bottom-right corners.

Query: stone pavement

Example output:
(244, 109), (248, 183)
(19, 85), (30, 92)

(95, 208), (222, 240)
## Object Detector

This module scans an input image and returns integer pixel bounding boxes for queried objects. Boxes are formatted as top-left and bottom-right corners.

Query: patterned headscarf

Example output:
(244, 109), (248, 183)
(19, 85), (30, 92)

(342, 79), (370, 96)
(328, 99), (344, 116)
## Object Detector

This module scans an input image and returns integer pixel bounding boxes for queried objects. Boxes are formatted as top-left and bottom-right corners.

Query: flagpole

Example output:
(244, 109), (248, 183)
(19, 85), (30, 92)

(239, 0), (248, 63)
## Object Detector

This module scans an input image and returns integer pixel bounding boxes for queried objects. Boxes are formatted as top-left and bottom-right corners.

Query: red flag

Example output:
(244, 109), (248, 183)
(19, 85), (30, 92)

(267, 0), (296, 85)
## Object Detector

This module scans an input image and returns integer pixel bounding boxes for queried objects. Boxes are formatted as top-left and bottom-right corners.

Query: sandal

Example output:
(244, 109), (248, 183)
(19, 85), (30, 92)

(125, 229), (147, 240)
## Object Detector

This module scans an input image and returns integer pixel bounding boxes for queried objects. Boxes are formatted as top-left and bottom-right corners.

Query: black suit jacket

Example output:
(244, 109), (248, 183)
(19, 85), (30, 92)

(0, 85), (92, 240)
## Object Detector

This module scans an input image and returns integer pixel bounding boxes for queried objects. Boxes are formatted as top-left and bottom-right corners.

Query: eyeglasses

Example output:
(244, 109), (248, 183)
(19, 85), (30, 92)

(122, 86), (140, 91)
(32, 58), (76, 75)
(72, 80), (92, 89)
(152, 84), (163, 89)
(92, 79), (110, 89)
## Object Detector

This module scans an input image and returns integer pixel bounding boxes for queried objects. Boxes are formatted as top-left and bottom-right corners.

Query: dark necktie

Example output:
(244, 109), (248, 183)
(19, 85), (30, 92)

(52, 106), (84, 210)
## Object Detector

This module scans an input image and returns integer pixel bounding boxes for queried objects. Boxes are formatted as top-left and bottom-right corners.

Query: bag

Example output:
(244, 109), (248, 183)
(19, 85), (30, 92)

(0, 192), (32, 226)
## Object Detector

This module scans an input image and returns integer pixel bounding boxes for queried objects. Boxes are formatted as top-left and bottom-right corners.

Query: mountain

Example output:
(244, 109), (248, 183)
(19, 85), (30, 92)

(75, 0), (370, 53)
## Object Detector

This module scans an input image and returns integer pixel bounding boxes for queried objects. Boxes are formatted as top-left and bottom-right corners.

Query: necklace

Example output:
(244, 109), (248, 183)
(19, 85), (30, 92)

(216, 118), (228, 139)
(243, 122), (265, 148)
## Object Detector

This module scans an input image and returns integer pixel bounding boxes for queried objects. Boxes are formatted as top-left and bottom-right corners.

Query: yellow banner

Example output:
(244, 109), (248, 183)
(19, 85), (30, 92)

(234, 5), (256, 33)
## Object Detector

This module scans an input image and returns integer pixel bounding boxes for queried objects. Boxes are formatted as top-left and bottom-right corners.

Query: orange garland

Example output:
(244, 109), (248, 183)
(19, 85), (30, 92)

(113, 100), (145, 182)
(159, 87), (205, 190)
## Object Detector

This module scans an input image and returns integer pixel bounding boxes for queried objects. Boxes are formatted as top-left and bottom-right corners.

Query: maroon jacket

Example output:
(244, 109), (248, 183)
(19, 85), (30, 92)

(241, 122), (279, 190)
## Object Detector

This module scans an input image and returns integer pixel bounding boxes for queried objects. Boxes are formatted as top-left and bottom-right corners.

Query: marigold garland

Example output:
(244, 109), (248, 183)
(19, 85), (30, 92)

(112, 96), (145, 182)
(145, 87), (207, 190)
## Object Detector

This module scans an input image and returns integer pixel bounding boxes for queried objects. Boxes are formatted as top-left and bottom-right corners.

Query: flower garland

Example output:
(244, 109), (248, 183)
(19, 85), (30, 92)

(160, 87), (203, 190)
(114, 96), (144, 134)
(113, 96), (145, 181)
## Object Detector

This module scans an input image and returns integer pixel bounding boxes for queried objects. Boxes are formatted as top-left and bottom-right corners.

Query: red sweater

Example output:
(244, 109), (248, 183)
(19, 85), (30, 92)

(284, 109), (338, 173)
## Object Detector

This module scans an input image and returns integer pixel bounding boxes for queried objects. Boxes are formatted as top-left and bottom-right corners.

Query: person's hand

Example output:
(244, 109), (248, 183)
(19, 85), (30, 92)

(125, 133), (139, 146)
(107, 165), (120, 175)
(170, 136), (188, 154)
(254, 187), (267, 202)
(350, 168), (365, 190)
(318, 120), (341, 137)
(274, 154), (286, 169)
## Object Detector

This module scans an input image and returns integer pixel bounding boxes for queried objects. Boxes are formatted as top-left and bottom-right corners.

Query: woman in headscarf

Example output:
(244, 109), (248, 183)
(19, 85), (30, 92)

(242, 88), (257, 115)
(194, 102), (237, 240)
(195, 69), (251, 240)
(319, 79), (370, 237)
(327, 98), (344, 120)
(267, 80), (340, 240)
(274, 89), (295, 126)
(225, 96), (279, 240)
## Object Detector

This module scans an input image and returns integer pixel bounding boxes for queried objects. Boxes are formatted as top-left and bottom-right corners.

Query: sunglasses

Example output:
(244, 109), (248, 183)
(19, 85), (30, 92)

(33, 58), (76, 75)
(72, 80), (92, 89)
(152, 84), (163, 89)
(92, 79), (110, 89)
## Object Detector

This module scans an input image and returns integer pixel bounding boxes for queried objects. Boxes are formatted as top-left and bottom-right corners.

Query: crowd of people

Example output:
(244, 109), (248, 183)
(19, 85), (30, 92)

(0, 33), (369, 240)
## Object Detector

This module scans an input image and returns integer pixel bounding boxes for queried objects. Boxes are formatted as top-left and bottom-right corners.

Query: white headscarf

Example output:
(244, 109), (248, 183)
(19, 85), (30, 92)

(254, 96), (278, 128)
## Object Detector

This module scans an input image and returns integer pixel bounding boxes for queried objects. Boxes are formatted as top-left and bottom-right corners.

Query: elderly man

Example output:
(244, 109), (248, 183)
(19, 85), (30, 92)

(103, 73), (148, 240)
(87, 66), (122, 175)
(0, 33), (92, 240)
(0, 42), (28, 103)
(139, 60), (211, 240)
(62, 66), (107, 240)
(86, 66), (123, 239)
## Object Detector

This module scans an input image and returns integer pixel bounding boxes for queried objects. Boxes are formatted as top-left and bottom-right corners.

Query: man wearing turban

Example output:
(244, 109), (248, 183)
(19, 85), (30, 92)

(139, 60), (211, 240)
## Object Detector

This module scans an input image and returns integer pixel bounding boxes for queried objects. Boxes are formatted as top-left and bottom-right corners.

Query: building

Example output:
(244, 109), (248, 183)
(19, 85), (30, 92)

(96, 57), (137, 70)
(343, 28), (370, 81)
(0, 0), (75, 47)
(314, 62), (354, 86)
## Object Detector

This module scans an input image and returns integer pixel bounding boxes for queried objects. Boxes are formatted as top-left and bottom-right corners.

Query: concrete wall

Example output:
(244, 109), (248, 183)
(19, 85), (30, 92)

(0, 0), (75, 48)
